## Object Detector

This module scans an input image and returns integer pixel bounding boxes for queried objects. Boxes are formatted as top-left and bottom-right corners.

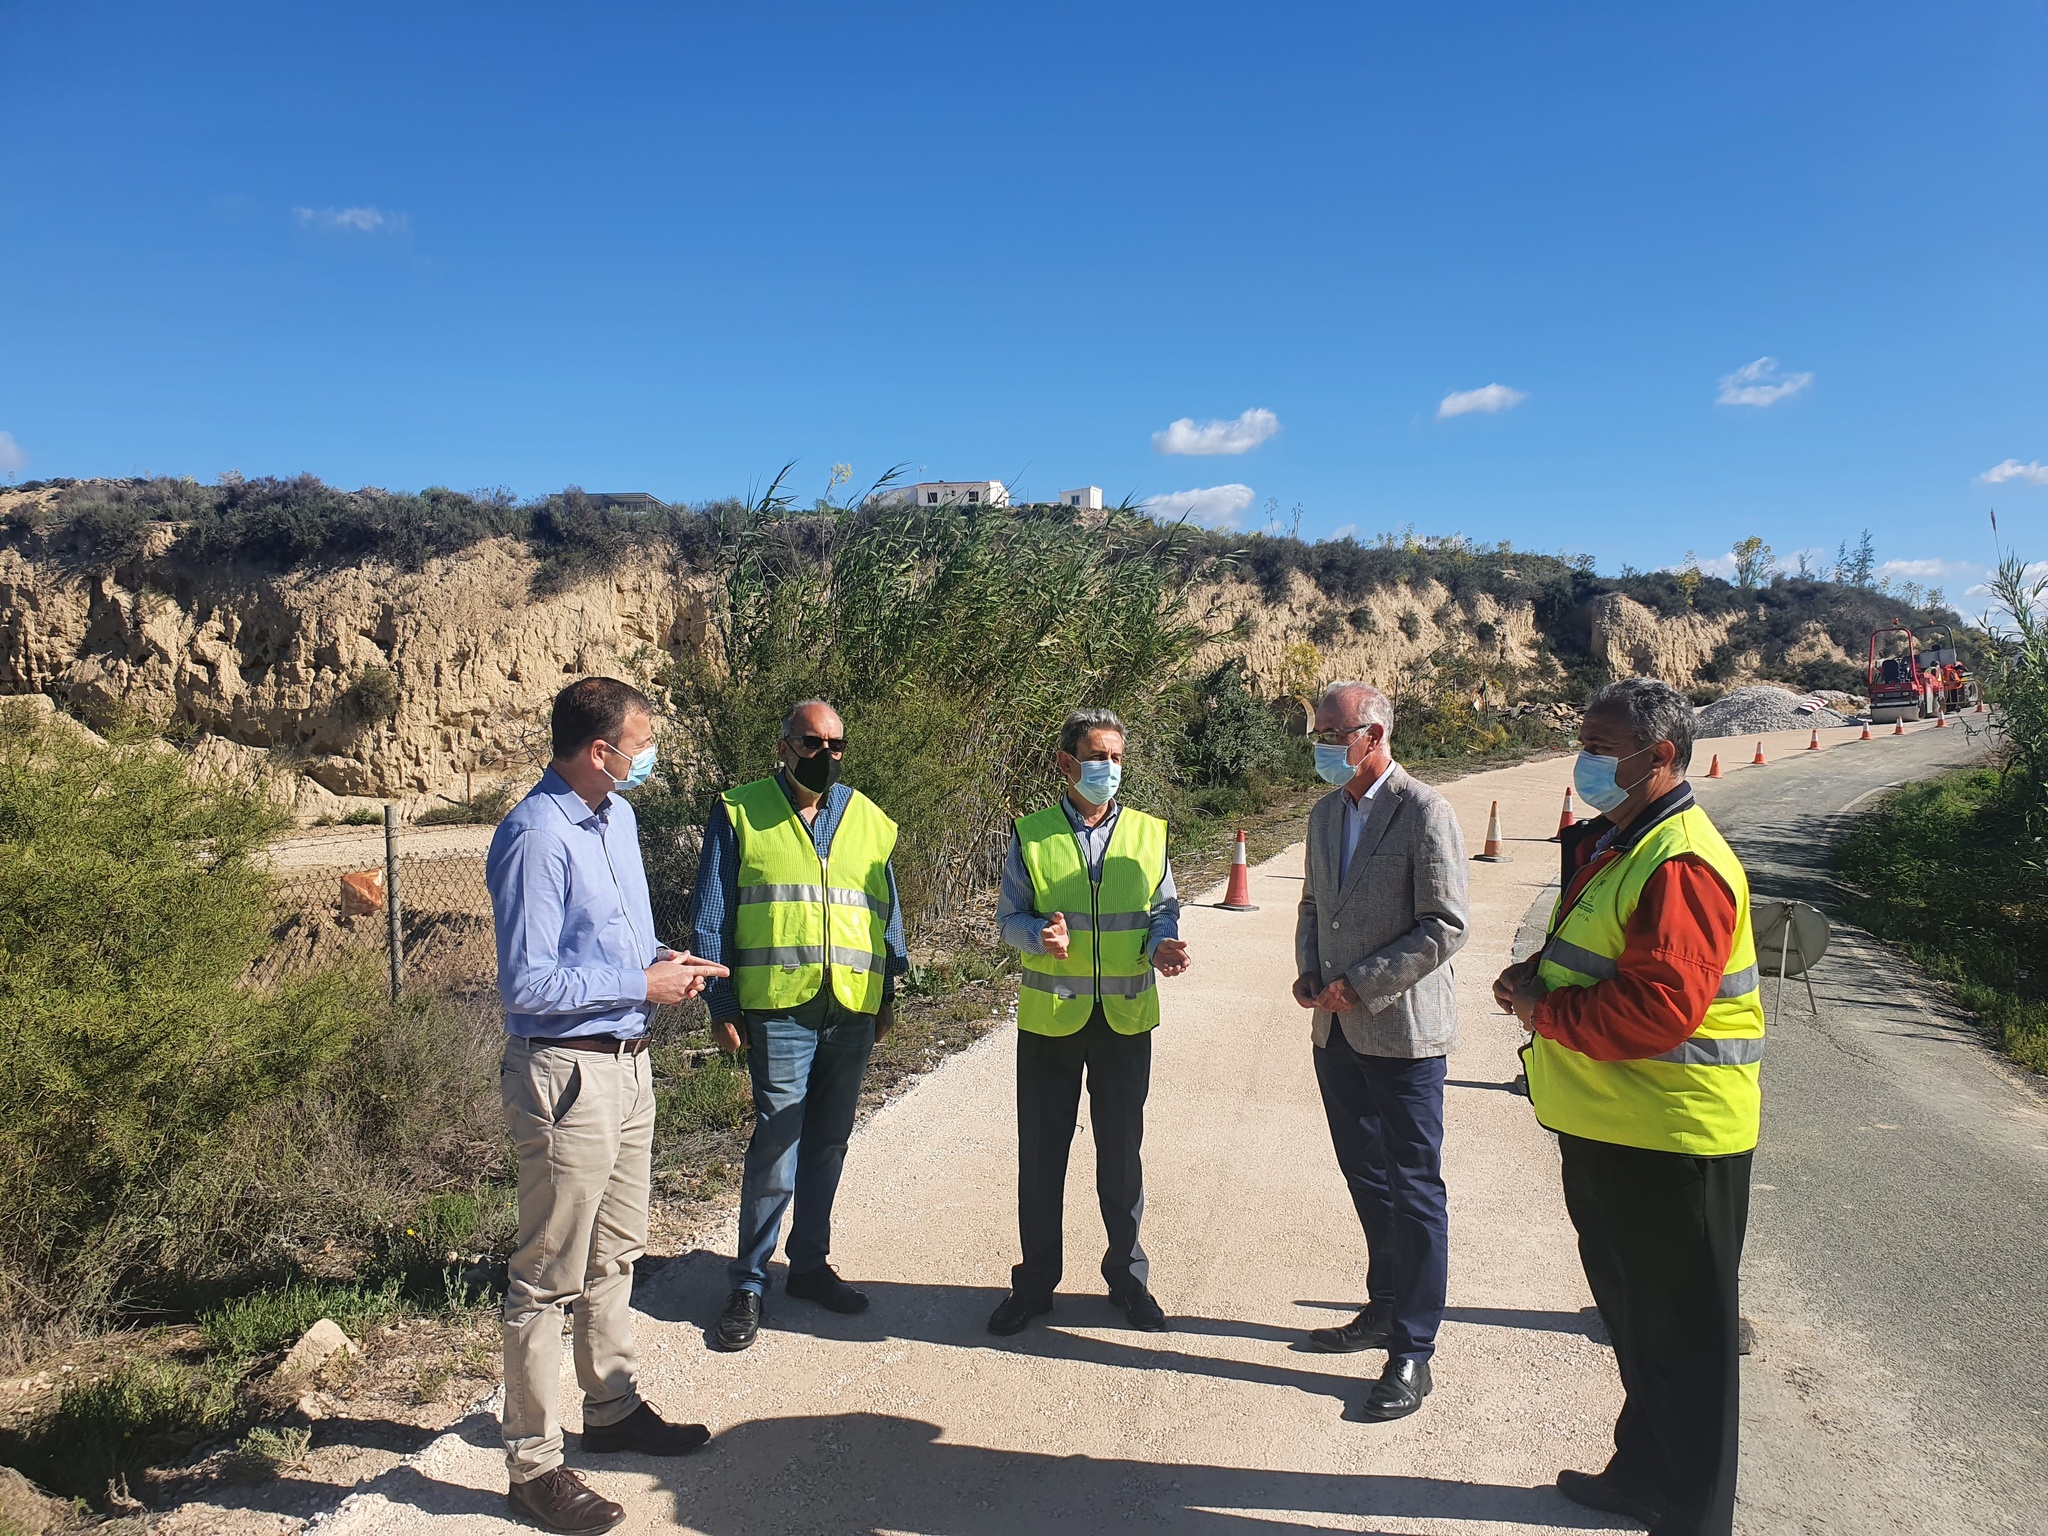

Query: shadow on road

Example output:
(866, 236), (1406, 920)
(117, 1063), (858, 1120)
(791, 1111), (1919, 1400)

(352, 1412), (1617, 1535)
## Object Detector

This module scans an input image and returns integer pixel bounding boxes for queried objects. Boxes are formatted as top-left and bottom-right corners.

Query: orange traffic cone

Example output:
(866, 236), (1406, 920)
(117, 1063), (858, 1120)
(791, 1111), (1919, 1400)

(1976, 699), (1987, 713)
(1707, 753), (1722, 779)
(1807, 728), (1822, 751)
(1934, 711), (1947, 729)
(1893, 719), (1906, 736)
(1859, 722), (1872, 741)
(1551, 786), (1578, 841)
(1219, 829), (1258, 911)
(1752, 740), (1768, 766)
(1475, 800), (1511, 862)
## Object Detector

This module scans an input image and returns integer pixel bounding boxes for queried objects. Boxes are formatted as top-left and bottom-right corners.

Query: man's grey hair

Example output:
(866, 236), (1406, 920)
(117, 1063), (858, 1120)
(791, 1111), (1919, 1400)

(1317, 681), (1393, 737)
(781, 698), (841, 741)
(1586, 677), (1695, 772)
(1059, 707), (1126, 757)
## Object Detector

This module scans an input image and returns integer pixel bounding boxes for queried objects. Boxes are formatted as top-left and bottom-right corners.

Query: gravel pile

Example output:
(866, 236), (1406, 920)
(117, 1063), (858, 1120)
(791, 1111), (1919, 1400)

(1696, 685), (1852, 739)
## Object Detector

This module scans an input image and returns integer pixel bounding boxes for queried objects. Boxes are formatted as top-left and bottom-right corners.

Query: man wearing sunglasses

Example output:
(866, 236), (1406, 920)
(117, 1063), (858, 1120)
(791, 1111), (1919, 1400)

(690, 699), (908, 1352)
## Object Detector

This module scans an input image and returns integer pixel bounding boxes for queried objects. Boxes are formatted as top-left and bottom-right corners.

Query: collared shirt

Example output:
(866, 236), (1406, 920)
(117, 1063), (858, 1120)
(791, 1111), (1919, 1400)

(690, 772), (909, 1023)
(995, 797), (1181, 962)
(1531, 782), (1740, 1061)
(486, 767), (661, 1040)
(1339, 758), (1399, 886)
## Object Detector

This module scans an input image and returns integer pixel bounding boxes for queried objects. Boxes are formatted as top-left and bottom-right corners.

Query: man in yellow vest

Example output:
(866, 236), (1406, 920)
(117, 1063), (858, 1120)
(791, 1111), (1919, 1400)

(690, 699), (907, 1353)
(987, 708), (1190, 1336)
(1494, 678), (1763, 1536)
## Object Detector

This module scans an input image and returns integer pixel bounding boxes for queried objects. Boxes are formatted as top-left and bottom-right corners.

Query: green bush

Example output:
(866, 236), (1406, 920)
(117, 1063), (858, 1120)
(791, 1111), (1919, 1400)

(0, 704), (514, 1327)
(2, 1357), (243, 1501)
(199, 1277), (403, 1359)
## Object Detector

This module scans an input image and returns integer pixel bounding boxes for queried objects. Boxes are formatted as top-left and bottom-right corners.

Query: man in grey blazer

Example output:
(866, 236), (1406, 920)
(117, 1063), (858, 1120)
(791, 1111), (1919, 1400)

(1293, 681), (1469, 1421)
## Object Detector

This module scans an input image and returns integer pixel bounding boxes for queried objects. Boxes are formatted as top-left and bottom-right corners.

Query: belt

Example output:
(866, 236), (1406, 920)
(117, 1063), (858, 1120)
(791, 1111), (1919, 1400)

(536, 1035), (649, 1055)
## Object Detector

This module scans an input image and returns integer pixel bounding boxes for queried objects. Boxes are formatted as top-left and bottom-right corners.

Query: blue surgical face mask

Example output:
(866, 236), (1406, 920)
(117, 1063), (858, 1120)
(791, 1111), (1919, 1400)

(1313, 742), (1356, 786)
(607, 741), (659, 791)
(1073, 758), (1122, 806)
(1572, 750), (1636, 814)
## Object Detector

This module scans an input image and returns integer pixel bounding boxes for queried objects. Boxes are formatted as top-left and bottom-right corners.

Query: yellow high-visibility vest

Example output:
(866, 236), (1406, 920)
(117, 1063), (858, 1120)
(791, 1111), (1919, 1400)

(1522, 802), (1764, 1155)
(723, 775), (897, 1015)
(1015, 802), (1166, 1037)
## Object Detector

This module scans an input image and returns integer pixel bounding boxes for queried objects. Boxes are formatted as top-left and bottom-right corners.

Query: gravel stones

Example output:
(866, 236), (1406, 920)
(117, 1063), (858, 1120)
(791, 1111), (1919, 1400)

(1696, 685), (1853, 739)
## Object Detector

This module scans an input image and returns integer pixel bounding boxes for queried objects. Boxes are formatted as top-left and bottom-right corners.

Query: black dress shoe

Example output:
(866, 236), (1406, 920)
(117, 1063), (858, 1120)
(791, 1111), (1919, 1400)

(1307, 1307), (1391, 1353)
(786, 1263), (870, 1314)
(579, 1402), (711, 1457)
(714, 1288), (762, 1351)
(987, 1291), (1053, 1336)
(1357, 1357), (1432, 1421)
(1556, 1468), (1662, 1526)
(507, 1467), (625, 1533)
(1110, 1286), (1167, 1331)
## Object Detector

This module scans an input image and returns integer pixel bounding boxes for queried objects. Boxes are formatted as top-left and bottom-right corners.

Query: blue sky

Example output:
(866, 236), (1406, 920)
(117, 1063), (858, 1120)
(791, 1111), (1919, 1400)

(3, 2), (2044, 591)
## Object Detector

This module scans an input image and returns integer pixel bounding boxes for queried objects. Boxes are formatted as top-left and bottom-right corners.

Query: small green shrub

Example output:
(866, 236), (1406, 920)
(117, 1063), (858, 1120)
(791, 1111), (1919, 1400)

(654, 1055), (754, 1138)
(1398, 610), (1423, 641)
(199, 1278), (403, 1359)
(221, 1424), (312, 1482)
(1348, 606), (1378, 634)
(415, 784), (516, 826)
(339, 666), (400, 727)
(1308, 612), (1342, 645)
(340, 806), (385, 826)
(2, 1358), (244, 1502)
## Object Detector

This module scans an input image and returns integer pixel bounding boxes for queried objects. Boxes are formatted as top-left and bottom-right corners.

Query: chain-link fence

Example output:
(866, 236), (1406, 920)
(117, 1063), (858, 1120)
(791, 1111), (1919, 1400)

(258, 811), (699, 1000)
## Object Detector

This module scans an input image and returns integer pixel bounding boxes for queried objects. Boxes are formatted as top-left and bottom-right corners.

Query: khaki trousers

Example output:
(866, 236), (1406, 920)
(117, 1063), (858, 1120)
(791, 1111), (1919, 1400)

(499, 1036), (655, 1482)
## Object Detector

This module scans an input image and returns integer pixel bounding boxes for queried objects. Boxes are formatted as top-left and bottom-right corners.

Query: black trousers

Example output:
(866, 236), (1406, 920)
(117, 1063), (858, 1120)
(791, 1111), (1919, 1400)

(1013, 1008), (1151, 1300)
(1559, 1133), (1752, 1536)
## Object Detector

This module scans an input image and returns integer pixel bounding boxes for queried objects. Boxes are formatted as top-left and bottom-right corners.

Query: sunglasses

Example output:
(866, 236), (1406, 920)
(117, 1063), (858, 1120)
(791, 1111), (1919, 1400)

(791, 734), (847, 755)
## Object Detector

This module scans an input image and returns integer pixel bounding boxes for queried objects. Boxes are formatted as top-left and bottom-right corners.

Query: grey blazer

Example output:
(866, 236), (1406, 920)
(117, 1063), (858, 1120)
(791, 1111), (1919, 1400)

(1295, 763), (1471, 1058)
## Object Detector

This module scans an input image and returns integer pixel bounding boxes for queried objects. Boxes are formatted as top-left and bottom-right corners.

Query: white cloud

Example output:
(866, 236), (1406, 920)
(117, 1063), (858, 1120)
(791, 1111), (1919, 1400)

(1329, 523), (1358, 541)
(1693, 552), (1738, 578)
(1979, 458), (2048, 486)
(0, 431), (24, 474)
(293, 205), (410, 235)
(1716, 356), (1812, 407)
(1140, 484), (1257, 530)
(1436, 383), (1527, 419)
(1151, 408), (1280, 456)
(1875, 557), (1980, 584)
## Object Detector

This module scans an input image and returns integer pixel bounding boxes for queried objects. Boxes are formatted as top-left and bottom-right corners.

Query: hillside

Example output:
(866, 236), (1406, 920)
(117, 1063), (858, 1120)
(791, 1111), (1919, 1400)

(0, 475), (1958, 812)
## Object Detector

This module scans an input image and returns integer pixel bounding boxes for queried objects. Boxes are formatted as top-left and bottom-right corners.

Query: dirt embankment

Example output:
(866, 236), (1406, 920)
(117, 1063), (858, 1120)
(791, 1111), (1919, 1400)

(1, 526), (715, 817)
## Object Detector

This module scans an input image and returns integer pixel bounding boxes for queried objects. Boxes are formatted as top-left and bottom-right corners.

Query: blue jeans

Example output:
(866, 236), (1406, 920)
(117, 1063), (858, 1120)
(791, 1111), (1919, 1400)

(1312, 1033), (1449, 1363)
(728, 999), (876, 1294)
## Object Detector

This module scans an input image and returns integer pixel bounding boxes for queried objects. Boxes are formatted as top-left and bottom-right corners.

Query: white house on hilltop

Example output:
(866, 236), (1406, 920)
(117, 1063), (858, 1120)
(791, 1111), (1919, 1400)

(1058, 486), (1103, 510)
(892, 480), (1011, 508)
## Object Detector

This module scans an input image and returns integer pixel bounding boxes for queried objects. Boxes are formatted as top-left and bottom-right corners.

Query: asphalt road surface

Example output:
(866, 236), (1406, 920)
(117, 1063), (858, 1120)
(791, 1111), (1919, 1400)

(255, 719), (2043, 1536)
(1688, 721), (2048, 1534)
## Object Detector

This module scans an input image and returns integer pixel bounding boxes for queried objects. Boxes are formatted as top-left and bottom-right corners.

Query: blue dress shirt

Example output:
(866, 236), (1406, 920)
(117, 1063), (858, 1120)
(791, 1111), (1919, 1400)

(486, 768), (662, 1039)
(995, 798), (1181, 962)
(690, 772), (909, 1023)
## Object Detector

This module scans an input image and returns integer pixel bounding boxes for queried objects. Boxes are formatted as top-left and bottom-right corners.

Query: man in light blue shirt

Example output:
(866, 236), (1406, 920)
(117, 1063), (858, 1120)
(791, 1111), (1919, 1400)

(485, 676), (726, 1535)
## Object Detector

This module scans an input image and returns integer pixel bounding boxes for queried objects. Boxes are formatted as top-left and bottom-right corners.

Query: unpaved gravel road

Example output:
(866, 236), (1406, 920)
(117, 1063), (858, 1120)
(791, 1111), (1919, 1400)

(303, 720), (2038, 1536)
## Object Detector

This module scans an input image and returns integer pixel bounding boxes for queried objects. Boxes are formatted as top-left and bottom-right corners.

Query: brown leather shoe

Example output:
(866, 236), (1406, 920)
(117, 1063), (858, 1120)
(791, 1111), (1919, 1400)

(507, 1466), (625, 1533)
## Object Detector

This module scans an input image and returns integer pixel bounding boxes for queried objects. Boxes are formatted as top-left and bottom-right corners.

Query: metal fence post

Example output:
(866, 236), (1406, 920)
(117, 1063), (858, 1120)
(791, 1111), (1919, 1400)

(384, 804), (403, 1001)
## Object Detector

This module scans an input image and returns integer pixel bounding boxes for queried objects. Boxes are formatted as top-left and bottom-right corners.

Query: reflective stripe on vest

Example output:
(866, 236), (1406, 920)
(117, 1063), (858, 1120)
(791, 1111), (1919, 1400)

(1522, 802), (1765, 1155)
(723, 777), (898, 1016)
(1014, 803), (1167, 1037)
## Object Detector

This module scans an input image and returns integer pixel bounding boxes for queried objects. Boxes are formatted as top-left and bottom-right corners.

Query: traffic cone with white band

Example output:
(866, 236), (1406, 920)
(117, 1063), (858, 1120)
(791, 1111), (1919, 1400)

(1219, 829), (1258, 911)
(1475, 800), (1511, 862)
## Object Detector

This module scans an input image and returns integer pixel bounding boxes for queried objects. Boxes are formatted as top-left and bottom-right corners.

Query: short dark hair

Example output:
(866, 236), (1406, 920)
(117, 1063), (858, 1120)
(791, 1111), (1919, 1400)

(551, 677), (652, 760)
(1586, 677), (1695, 772)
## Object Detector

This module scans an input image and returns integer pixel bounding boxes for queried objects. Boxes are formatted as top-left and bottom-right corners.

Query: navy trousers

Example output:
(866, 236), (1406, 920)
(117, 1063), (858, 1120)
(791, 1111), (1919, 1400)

(1312, 1031), (1449, 1363)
